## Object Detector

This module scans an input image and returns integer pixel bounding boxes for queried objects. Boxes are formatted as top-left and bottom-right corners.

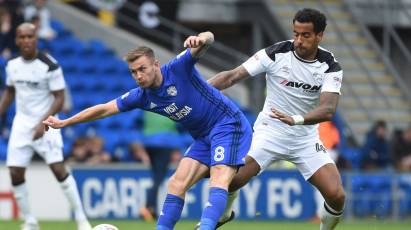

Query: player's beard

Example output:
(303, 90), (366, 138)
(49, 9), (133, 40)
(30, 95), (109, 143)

(295, 46), (315, 60)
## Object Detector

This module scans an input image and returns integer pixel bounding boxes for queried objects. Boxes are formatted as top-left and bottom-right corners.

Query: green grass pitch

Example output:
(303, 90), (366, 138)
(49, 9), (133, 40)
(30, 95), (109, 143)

(2, 220), (411, 230)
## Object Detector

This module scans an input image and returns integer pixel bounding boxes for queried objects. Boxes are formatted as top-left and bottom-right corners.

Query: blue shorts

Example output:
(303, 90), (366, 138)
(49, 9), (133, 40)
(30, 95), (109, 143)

(185, 112), (252, 167)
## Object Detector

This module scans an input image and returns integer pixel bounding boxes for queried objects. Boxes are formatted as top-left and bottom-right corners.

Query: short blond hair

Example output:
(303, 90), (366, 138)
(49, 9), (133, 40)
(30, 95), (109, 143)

(123, 46), (155, 63)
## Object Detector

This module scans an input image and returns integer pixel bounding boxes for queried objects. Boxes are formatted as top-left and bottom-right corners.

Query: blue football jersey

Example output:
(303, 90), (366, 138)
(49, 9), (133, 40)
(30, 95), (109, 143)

(116, 49), (241, 138)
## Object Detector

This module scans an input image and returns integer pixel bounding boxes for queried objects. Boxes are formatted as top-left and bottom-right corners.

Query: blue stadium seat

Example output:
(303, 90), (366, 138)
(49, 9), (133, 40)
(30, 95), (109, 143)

(97, 57), (123, 74)
(50, 19), (72, 38)
(57, 56), (81, 74)
(0, 56), (6, 82)
(350, 175), (372, 217)
(0, 138), (7, 161)
(86, 39), (115, 57)
(72, 92), (95, 111)
(78, 58), (101, 74)
(340, 147), (362, 170)
(398, 176), (411, 216)
(369, 175), (392, 217)
(97, 128), (123, 153)
(49, 37), (84, 56)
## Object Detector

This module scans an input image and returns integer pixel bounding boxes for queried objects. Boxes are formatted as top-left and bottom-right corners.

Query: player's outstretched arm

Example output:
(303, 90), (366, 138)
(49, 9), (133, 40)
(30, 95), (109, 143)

(184, 31), (214, 59)
(270, 92), (339, 126)
(208, 65), (250, 90)
(0, 86), (15, 116)
(43, 100), (120, 130)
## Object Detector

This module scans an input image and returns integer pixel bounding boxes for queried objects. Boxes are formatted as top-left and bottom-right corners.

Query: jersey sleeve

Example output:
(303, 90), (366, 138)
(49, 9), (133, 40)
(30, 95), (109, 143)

(48, 67), (66, 91)
(116, 88), (144, 112)
(5, 63), (13, 86)
(242, 49), (270, 77)
(321, 70), (343, 94)
(168, 48), (197, 74)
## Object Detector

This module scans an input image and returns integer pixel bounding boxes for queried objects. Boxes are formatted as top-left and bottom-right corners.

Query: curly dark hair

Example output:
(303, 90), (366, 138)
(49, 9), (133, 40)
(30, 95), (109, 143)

(293, 8), (327, 34)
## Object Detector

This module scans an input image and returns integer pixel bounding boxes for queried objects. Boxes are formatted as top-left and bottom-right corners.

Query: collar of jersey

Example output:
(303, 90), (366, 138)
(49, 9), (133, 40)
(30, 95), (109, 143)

(292, 51), (318, 64)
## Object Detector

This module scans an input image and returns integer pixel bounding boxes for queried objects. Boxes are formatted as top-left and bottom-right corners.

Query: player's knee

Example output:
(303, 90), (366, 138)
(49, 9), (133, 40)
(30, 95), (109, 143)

(49, 162), (69, 181)
(334, 188), (346, 206)
(9, 168), (25, 185)
(210, 165), (236, 188)
(167, 175), (188, 196)
(324, 186), (346, 209)
(228, 177), (245, 192)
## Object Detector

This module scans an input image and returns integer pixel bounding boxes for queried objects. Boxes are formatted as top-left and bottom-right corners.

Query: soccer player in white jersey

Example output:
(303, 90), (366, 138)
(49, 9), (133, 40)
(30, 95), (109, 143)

(206, 8), (345, 230)
(0, 23), (91, 230)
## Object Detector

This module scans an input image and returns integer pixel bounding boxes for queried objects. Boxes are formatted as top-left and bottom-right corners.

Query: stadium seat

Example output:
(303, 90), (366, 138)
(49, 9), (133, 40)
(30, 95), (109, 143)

(369, 175), (392, 217)
(50, 19), (72, 38)
(0, 56), (6, 81)
(49, 37), (85, 57)
(86, 39), (115, 57)
(0, 138), (7, 161)
(340, 147), (362, 170)
(398, 176), (411, 216)
(350, 174), (372, 217)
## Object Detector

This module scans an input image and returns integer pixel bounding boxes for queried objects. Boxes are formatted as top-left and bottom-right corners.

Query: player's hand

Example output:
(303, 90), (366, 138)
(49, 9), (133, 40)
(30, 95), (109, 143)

(183, 35), (206, 48)
(269, 108), (295, 126)
(43, 116), (65, 130)
(32, 122), (46, 140)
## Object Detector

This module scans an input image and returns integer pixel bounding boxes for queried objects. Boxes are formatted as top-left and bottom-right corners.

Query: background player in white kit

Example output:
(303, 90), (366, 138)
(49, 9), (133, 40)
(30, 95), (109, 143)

(0, 23), (91, 230)
(207, 8), (345, 230)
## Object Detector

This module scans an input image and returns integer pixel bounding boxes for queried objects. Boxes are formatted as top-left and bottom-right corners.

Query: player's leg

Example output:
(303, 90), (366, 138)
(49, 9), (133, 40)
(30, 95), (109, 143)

(48, 162), (91, 230)
(7, 145), (39, 230)
(199, 164), (236, 230)
(194, 155), (260, 230)
(215, 155), (260, 223)
(198, 113), (253, 230)
(157, 151), (209, 230)
(292, 139), (345, 230)
(142, 147), (172, 220)
(35, 133), (91, 230)
(218, 122), (282, 226)
(308, 163), (345, 230)
(228, 155), (260, 192)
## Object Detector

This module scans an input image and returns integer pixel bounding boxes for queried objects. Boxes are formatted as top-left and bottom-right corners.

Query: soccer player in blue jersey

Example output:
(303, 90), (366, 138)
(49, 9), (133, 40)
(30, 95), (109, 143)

(43, 31), (252, 230)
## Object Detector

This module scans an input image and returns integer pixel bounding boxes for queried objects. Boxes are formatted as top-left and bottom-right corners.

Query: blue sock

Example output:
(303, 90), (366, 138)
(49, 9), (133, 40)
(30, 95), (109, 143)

(156, 194), (184, 230)
(199, 187), (228, 230)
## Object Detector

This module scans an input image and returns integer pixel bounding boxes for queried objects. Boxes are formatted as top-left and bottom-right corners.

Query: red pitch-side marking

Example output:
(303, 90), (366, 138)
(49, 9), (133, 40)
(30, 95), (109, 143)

(0, 191), (19, 219)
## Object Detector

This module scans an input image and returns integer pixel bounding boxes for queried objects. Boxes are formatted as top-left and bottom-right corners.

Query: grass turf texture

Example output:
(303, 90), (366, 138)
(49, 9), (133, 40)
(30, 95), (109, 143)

(2, 220), (411, 230)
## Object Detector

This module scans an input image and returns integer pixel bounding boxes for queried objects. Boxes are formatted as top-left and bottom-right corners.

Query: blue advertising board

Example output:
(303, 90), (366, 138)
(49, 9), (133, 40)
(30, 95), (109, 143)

(72, 167), (317, 220)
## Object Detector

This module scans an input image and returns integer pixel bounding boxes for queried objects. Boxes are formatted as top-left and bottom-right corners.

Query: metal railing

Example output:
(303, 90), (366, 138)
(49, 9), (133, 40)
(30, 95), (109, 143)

(117, 1), (249, 71)
(343, 0), (411, 103)
(321, 0), (394, 110)
(343, 171), (411, 220)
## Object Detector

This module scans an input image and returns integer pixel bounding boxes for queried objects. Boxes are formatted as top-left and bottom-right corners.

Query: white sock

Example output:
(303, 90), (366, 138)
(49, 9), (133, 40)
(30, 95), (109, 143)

(60, 174), (88, 222)
(219, 190), (238, 222)
(314, 188), (324, 217)
(320, 202), (343, 230)
(13, 183), (37, 224)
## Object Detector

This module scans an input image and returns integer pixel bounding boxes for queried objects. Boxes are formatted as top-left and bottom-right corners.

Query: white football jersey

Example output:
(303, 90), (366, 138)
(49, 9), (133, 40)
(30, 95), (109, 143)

(243, 40), (343, 137)
(5, 52), (65, 129)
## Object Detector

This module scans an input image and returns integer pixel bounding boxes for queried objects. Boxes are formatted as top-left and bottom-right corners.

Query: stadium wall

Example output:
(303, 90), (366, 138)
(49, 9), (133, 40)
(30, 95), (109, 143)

(2, 164), (410, 221)
(0, 164), (317, 221)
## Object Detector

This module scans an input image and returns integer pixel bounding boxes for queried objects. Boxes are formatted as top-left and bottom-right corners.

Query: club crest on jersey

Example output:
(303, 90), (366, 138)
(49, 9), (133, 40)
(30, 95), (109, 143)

(313, 72), (324, 84)
(167, 86), (177, 96)
(280, 66), (290, 74)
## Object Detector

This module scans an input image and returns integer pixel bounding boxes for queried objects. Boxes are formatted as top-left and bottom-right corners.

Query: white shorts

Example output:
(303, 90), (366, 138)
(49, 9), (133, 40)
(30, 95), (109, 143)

(6, 127), (64, 167)
(248, 123), (334, 180)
